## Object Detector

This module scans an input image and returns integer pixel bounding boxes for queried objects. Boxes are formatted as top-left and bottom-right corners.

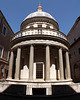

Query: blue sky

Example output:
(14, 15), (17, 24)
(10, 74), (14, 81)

(0, 0), (80, 35)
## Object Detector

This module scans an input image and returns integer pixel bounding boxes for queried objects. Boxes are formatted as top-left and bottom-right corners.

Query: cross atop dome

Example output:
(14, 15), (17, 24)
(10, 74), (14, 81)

(37, 2), (43, 12)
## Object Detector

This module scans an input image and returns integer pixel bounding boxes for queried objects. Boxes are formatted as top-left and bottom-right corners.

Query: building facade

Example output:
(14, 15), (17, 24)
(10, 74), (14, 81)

(6, 4), (72, 95)
(1, 4), (80, 96)
(0, 10), (14, 79)
(67, 17), (80, 82)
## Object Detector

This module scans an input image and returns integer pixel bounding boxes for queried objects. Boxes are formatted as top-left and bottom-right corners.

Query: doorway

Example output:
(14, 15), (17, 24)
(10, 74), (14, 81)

(33, 88), (46, 95)
(36, 63), (44, 79)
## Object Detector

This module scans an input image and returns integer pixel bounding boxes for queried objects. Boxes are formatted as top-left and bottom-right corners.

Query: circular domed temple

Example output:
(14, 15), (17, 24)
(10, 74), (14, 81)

(0, 4), (78, 96)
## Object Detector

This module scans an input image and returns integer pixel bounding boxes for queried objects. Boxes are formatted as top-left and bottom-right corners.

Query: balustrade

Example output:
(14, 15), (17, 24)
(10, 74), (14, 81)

(12, 29), (67, 40)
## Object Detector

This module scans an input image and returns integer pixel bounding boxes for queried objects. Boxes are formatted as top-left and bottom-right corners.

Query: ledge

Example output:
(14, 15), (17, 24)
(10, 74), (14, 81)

(0, 58), (9, 64)
(6, 78), (72, 84)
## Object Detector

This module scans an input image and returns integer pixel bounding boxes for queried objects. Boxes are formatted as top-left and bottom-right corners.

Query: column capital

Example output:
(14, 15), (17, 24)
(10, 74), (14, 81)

(11, 46), (22, 52)
(45, 44), (50, 46)
(65, 49), (69, 52)
(18, 47), (22, 49)
(57, 46), (63, 51)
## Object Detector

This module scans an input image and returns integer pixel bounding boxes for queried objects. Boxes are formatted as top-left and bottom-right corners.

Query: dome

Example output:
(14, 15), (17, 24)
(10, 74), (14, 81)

(21, 4), (59, 31)
(24, 4), (56, 21)
(24, 11), (56, 21)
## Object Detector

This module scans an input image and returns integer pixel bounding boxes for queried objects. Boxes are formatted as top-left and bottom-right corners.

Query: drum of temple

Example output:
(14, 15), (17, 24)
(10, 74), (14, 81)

(6, 4), (72, 95)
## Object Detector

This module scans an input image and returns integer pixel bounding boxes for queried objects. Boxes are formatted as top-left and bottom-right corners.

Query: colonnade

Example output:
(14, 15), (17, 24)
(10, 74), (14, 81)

(7, 44), (71, 81)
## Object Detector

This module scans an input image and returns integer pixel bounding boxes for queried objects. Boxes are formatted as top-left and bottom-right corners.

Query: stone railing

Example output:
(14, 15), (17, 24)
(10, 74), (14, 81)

(12, 28), (67, 40)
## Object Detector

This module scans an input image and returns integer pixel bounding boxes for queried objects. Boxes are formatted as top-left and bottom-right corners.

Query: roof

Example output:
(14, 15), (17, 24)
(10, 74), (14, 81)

(23, 4), (56, 21)
(67, 16), (80, 37)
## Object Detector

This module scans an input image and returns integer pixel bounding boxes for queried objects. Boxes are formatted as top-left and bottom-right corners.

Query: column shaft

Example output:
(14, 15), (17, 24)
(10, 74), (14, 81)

(15, 48), (21, 80)
(7, 51), (14, 79)
(65, 51), (71, 79)
(29, 45), (34, 80)
(59, 48), (64, 80)
(46, 45), (50, 80)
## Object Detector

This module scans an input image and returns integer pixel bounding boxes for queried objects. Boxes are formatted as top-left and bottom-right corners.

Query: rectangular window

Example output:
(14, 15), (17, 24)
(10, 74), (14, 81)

(36, 63), (43, 79)
(2, 25), (7, 36)
(0, 47), (3, 57)
(3, 26), (6, 35)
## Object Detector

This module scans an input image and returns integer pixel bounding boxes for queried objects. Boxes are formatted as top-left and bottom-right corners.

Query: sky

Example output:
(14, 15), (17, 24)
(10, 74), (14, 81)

(0, 0), (80, 35)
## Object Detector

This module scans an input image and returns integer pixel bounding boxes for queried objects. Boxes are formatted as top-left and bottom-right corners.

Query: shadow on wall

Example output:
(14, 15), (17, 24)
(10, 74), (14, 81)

(2, 84), (77, 96)
(3, 85), (26, 95)
(0, 92), (80, 100)
(0, 84), (79, 100)
(52, 85), (76, 95)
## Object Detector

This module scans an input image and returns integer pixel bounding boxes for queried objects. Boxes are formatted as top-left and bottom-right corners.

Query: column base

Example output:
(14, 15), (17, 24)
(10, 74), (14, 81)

(66, 78), (72, 81)
(6, 77), (13, 80)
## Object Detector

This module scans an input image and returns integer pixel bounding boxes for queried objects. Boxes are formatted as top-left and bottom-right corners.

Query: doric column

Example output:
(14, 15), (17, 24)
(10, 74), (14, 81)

(65, 51), (71, 79)
(46, 45), (50, 80)
(58, 48), (64, 80)
(15, 48), (21, 80)
(7, 51), (14, 79)
(29, 45), (34, 80)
